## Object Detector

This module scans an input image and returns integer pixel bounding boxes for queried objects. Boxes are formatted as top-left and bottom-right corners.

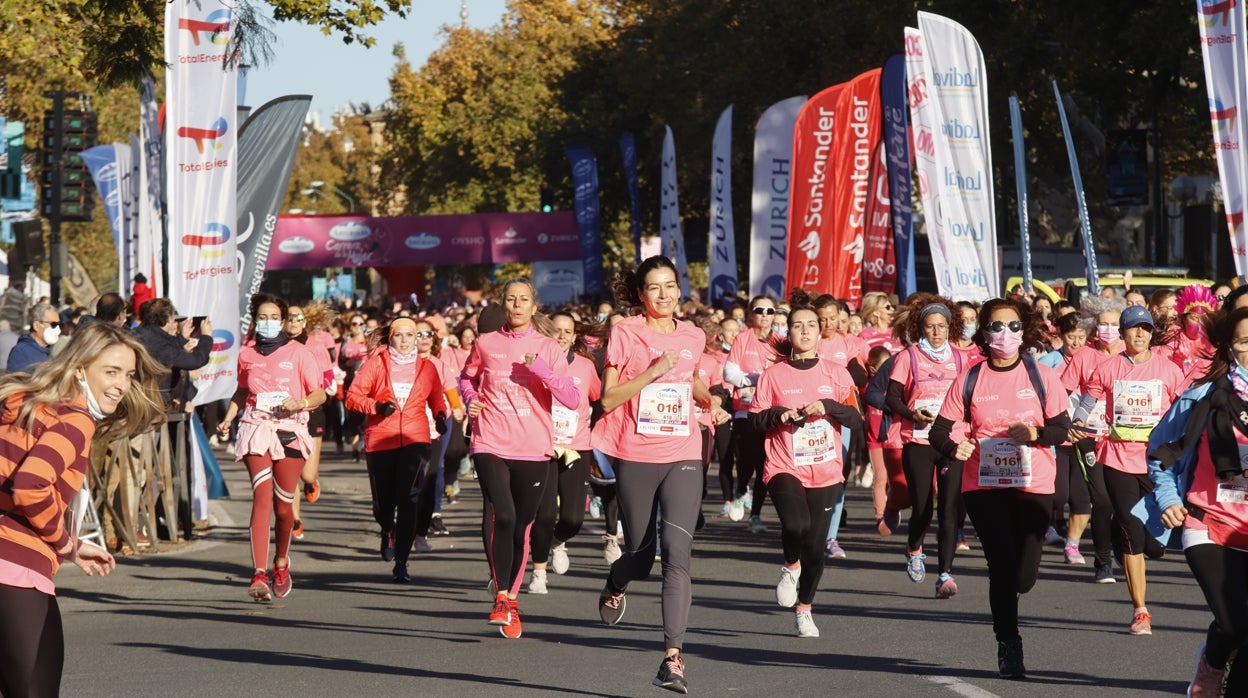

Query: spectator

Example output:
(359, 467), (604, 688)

(0, 320), (17, 372)
(133, 298), (213, 408)
(130, 273), (154, 318)
(7, 303), (62, 373)
(77, 293), (128, 330)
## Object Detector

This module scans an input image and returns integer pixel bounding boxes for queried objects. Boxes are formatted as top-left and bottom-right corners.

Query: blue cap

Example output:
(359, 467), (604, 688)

(1120, 305), (1155, 331)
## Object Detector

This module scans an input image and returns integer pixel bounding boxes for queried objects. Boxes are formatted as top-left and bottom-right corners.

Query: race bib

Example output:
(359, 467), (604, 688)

(393, 381), (413, 408)
(552, 405), (579, 445)
(1112, 380), (1163, 427)
(1217, 476), (1248, 506)
(978, 437), (1033, 488)
(793, 420), (835, 466)
(911, 397), (943, 439)
(637, 382), (692, 436)
(255, 391), (290, 413)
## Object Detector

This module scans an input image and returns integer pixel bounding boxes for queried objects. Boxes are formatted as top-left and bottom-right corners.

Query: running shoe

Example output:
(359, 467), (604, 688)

(743, 487), (754, 511)
(380, 530), (395, 562)
(1129, 611), (1153, 636)
(1044, 525), (1063, 546)
(500, 599), (522, 639)
(430, 514), (449, 536)
(794, 609), (820, 638)
(248, 570), (272, 603)
(589, 496), (602, 519)
(720, 501), (732, 518)
(878, 509), (900, 537)
(1188, 643), (1225, 696)
(272, 564), (292, 599)
(444, 484), (458, 505)
(728, 496), (746, 522)
(653, 653), (688, 694)
(528, 569), (548, 594)
(935, 573), (958, 599)
(776, 565), (800, 607)
(603, 535), (622, 564)
(825, 539), (847, 559)
(291, 519), (305, 541)
(305, 480), (320, 504)
(906, 551), (927, 583)
(488, 597), (512, 626)
(955, 532), (971, 552)
(414, 536), (433, 553)
(1064, 543), (1086, 565)
(551, 542), (570, 575)
(392, 562), (412, 584)
(458, 457), (472, 477)
(997, 638), (1026, 679)
(599, 584), (627, 625)
(1094, 562), (1116, 584)
(748, 515), (769, 534)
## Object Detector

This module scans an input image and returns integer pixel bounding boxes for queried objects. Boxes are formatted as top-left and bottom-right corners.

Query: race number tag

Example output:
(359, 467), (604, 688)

(1217, 477), (1248, 506)
(793, 420), (835, 466)
(911, 398), (943, 439)
(552, 405), (579, 445)
(978, 437), (1033, 488)
(637, 383), (691, 436)
(1112, 380), (1163, 427)
(393, 381), (413, 408)
(255, 391), (290, 413)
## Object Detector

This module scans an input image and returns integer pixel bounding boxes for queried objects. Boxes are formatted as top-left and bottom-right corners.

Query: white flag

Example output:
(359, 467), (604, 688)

(750, 96), (805, 299)
(660, 125), (692, 299)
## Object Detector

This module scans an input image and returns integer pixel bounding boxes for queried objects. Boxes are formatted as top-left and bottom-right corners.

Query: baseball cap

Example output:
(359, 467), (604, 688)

(1120, 305), (1155, 331)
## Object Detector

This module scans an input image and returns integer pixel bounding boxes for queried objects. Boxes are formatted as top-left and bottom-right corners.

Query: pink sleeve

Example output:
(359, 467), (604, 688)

(587, 365), (602, 402)
(458, 343), (482, 407)
(605, 328), (628, 369)
(750, 370), (775, 413)
(529, 348), (579, 410)
(1043, 368), (1070, 419)
(1059, 352), (1082, 394)
(938, 372), (968, 425)
(892, 349), (914, 388)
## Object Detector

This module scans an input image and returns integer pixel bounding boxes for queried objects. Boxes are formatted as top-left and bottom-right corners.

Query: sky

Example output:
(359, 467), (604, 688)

(245, 0), (509, 127)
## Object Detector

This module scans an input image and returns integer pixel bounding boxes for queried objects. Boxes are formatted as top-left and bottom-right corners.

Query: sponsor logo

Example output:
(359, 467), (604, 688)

(711, 274), (737, 302)
(798, 230), (821, 260)
(842, 236), (864, 266)
(1017, 388), (1037, 400)
(573, 159), (595, 177)
(1211, 99), (1238, 133)
(179, 9), (231, 46)
(950, 220), (986, 242)
(489, 353), (507, 359)
(538, 233), (548, 244)
(494, 227), (527, 246)
(943, 167), (984, 193)
(1199, 0), (1236, 28)
(278, 236), (315, 254)
(95, 161), (119, 183)
(183, 222), (230, 259)
(973, 393), (999, 403)
(540, 269), (579, 286)
(931, 67), (981, 90)
(176, 117), (228, 155)
(209, 330), (235, 364)
(329, 221), (372, 242)
(451, 236), (485, 246)
(405, 232), (441, 250)
(761, 274), (786, 300)
(941, 118), (981, 141)
(680, 349), (695, 361)
(279, 361), (294, 370)
(818, 385), (834, 395)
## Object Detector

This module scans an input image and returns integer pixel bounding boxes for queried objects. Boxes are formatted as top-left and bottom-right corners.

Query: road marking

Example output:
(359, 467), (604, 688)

(925, 676), (1002, 698)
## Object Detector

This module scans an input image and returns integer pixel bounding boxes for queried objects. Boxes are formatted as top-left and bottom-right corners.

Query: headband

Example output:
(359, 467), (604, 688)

(390, 318), (418, 336)
(918, 303), (952, 324)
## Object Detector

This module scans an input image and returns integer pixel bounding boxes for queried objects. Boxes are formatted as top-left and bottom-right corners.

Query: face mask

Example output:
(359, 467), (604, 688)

(962, 324), (976, 341)
(255, 320), (283, 339)
(774, 326), (788, 338)
(1184, 320), (1205, 340)
(597, 313), (608, 323)
(42, 325), (61, 346)
(1095, 326), (1118, 346)
(987, 329), (1024, 358)
(78, 379), (107, 421)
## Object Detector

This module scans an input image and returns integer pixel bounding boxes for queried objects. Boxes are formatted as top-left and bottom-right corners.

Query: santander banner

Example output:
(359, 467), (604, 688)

(862, 141), (897, 295)
(1197, 0), (1248, 276)
(750, 96), (805, 299)
(827, 68), (882, 306)
(785, 84), (847, 294)
(165, 0), (240, 404)
(266, 212), (580, 270)
(917, 12), (998, 301)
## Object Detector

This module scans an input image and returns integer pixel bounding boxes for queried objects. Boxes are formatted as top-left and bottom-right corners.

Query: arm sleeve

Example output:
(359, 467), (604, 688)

(527, 353), (579, 410)
(928, 416), (959, 460)
(1036, 412), (1073, 446)
(345, 359), (379, 413)
(749, 407), (790, 433)
(864, 357), (894, 411)
(885, 380), (914, 421)
(1072, 392), (1100, 423)
(10, 415), (92, 554)
(821, 399), (863, 431)
(845, 358), (869, 391)
(723, 360), (750, 388)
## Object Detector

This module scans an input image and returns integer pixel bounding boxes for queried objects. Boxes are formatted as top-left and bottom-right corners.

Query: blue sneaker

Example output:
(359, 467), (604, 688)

(935, 573), (958, 598)
(906, 551), (927, 583)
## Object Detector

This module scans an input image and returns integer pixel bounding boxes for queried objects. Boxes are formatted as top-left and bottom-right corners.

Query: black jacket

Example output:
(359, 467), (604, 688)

(133, 324), (213, 406)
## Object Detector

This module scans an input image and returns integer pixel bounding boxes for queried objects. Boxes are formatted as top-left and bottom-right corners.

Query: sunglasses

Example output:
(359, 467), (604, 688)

(986, 320), (1023, 333)
(752, 307), (776, 316)
(415, 331), (436, 339)
(350, 321), (365, 326)
(288, 315), (305, 322)
(41, 320), (61, 329)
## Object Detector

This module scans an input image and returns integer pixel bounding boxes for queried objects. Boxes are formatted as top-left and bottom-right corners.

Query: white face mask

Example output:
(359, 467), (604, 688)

(78, 379), (106, 421)
(255, 320), (283, 339)
(43, 325), (61, 346)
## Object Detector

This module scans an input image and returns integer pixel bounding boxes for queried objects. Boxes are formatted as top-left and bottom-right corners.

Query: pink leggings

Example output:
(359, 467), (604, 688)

(244, 453), (303, 571)
(869, 447), (910, 519)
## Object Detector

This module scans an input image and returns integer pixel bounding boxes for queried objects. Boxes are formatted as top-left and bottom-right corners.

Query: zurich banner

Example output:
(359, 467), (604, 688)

(750, 96), (804, 299)
(566, 145), (604, 297)
(707, 106), (737, 307)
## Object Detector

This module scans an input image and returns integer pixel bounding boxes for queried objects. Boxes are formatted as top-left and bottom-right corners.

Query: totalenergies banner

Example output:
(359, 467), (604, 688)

(917, 12), (998, 301)
(750, 96), (805, 299)
(827, 68), (882, 305)
(1197, 0), (1248, 276)
(785, 84), (846, 294)
(165, 0), (240, 404)
(266, 212), (580, 269)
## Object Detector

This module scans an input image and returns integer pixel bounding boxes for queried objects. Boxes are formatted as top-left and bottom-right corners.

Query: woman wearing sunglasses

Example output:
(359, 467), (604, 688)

(858, 291), (899, 353)
(412, 319), (460, 542)
(929, 298), (1072, 679)
(723, 295), (783, 532)
(339, 312), (371, 461)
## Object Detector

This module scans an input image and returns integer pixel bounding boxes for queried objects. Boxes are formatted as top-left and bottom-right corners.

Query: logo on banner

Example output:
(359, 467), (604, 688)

(761, 274), (786, 300)
(1211, 99), (1240, 150)
(183, 222), (231, 258)
(179, 9), (232, 46)
(941, 118), (981, 143)
(1230, 208), (1246, 257)
(798, 231), (821, 260)
(278, 236), (315, 254)
(541, 269), (579, 286)
(209, 330), (235, 364)
(495, 227), (527, 246)
(405, 233), (441, 250)
(1199, 0), (1236, 28)
(944, 167), (985, 194)
(931, 67), (981, 91)
(177, 117), (228, 154)
(842, 237), (864, 266)
(329, 221), (372, 242)
(711, 275), (738, 304)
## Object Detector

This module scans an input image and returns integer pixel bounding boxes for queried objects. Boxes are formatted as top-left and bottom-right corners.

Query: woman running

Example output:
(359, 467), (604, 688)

(857, 291), (900, 352)
(459, 278), (578, 640)
(285, 304), (335, 540)
(339, 311), (370, 461)
(724, 294), (782, 532)
(1038, 312), (1094, 565)
(929, 298), (1072, 679)
(750, 295), (861, 637)
(592, 255), (728, 694)
(219, 293), (328, 602)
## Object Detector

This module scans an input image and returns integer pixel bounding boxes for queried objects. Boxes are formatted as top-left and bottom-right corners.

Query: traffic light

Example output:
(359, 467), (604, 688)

(40, 108), (97, 222)
(540, 187), (554, 213)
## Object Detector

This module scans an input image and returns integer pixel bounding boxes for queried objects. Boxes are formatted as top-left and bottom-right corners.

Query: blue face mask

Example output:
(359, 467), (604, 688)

(255, 319), (283, 339)
(962, 323), (977, 341)
(774, 326), (789, 338)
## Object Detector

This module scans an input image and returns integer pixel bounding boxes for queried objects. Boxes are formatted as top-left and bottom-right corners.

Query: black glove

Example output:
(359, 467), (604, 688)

(376, 401), (397, 417)
(435, 415), (449, 435)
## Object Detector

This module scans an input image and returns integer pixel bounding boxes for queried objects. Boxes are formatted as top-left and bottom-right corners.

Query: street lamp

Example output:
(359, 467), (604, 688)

(302, 180), (357, 213)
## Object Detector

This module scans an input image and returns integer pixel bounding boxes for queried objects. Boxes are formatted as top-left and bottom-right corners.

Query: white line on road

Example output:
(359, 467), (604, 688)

(926, 675), (1003, 698)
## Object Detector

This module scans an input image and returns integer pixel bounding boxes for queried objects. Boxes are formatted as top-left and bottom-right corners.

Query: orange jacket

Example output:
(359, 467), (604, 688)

(346, 351), (448, 452)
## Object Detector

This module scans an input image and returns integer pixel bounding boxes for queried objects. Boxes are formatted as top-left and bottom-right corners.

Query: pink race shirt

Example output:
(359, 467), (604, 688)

(1183, 432), (1248, 538)
(938, 359), (1069, 495)
(817, 333), (871, 367)
(591, 315), (705, 463)
(1085, 353), (1185, 474)
(553, 353), (602, 451)
(696, 349), (726, 429)
(751, 359), (857, 489)
(238, 340), (321, 412)
(1060, 345), (1111, 395)
(725, 328), (780, 414)
(891, 346), (965, 445)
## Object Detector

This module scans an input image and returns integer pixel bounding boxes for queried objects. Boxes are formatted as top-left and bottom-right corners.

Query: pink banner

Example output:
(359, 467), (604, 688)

(267, 211), (580, 269)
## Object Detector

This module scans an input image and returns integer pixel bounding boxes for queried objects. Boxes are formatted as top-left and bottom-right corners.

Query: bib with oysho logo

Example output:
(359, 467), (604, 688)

(637, 382), (692, 436)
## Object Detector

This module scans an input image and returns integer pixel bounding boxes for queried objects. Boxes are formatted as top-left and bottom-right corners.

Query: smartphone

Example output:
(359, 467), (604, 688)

(192, 316), (207, 334)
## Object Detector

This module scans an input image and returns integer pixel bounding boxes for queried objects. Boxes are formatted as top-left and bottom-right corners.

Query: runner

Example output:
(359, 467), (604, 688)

(929, 297), (1072, 679)
(218, 293), (328, 602)
(411, 319), (458, 547)
(750, 295), (861, 637)
(285, 304), (335, 540)
(592, 255), (728, 693)
(858, 292), (900, 352)
(339, 312), (370, 461)
(1038, 312), (1093, 565)
(724, 295), (783, 532)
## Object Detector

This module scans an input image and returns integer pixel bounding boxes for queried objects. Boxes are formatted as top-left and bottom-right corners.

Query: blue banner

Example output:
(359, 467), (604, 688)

(619, 132), (642, 264)
(880, 54), (916, 299)
(81, 145), (123, 251)
(1053, 80), (1101, 296)
(707, 106), (737, 306)
(566, 145), (604, 297)
(1008, 95), (1034, 295)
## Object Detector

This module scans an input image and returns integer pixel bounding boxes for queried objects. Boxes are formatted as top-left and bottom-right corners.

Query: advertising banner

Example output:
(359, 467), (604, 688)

(566, 145), (603, 297)
(81, 144), (134, 294)
(905, 27), (946, 295)
(708, 106), (737, 306)
(1009, 95), (1035, 294)
(750, 96), (805, 299)
(827, 68), (882, 305)
(1052, 82), (1101, 296)
(619, 132), (643, 264)
(862, 142), (896, 295)
(785, 84), (847, 295)
(138, 76), (164, 298)
(532, 260), (584, 305)
(660, 126), (691, 299)
(881, 53), (916, 299)
(1196, 0), (1248, 276)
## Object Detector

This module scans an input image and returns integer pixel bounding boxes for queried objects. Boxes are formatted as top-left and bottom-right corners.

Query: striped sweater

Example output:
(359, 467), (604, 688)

(0, 394), (95, 584)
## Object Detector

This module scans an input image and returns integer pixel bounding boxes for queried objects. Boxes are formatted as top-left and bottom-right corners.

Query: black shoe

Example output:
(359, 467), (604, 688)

(430, 515), (449, 536)
(380, 531), (395, 562)
(653, 653), (688, 694)
(599, 583), (627, 625)
(392, 562), (411, 583)
(997, 638), (1026, 680)
(353, 447), (361, 463)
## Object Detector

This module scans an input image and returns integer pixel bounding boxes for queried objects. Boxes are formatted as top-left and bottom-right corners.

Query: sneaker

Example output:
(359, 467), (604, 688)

(794, 609), (820, 638)
(589, 496), (602, 519)
(248, 570), (272, 603)
(1129, 611), (1152, 636)
(488, 597), (512, 625)
(1064, 543), (1086, 565)
(392, 562), (412, 583)
(304, 480), (320, 504)
(720, 501), (732, 518)
(444, 484), (458, 505)
(859, 467), (874, 488)
(997, 638), (1026, 679)
(743, 486), (754, 511)
(825, 539), (847, 559)
(380, 531), (395, 562)
(728, 496), (746, 522)
(528, 569), (548, 594)
(551, 542), (570, 575)
(776, 566), (800, 607)
(291, 519), (305, 540)
(599, 584), (627, 625)
(414, 536), (433, 553)
(430, 515), (449, 536)
(935, 573), (958, 599)
(1094, 562), (1116, 584)
(955, 533), (971, 553)
(653, 653), (688, 694)
(906, 551), (927, 583)
(748, 515), (768, 534)
(500, 599), (522, 639)
(604, 535), (622, 564)
(272, 564), (292, 599)
(1188, 643), (1225, 696)
(1044, 525), (1063, 546)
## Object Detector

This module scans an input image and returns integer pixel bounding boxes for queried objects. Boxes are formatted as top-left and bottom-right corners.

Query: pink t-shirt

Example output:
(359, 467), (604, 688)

(859, 326), (901, 354)
(554, 353), (601, 451)
(751, 359), (856, 488)
(591, 315), (705, 463)
(236, 340), (322, 460)
(817, 333), (871, 367)
(696, 349), (726, 429)
(1085, 352), (1185, 474)
(891, 346), (966, 445)
(1184, 432), (1248, 537)
(725, 328), (780, 414)
(460, 328), (572, 461)
(1060, 345), (1112, 395)
(938, 359), (1069, 495)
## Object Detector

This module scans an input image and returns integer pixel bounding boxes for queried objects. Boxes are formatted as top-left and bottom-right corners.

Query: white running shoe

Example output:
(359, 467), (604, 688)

(551, 542), (570, 575)
(528, 569), (548, 594)
(795, 609), (820, 638)
(776, 565), (800, 607)
(604, 535), (622, 564)
(414, 536), (433, 553)
(728, 496), (746, 522)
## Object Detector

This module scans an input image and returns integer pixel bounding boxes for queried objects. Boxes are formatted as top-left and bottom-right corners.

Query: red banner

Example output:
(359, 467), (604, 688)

(785, 85), (847, 295)
(862, 140), (897, 295)
(827, 68), (883, 305)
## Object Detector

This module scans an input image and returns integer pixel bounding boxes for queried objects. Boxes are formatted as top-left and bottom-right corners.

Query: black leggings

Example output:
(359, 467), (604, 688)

(1052, 445), (1092, 522)
(0, 584), (63, 697)
(715, 420), (735, 501)
(1077, 440), (1114, 566)
(1186, 542), (1248, 691)
(415, 437), (441, 537)
(532, 452), (591, 562)
(901, 443), (964, 574)
(732, 418), (768, 516)
(474, 453), (549, 596)
(442, 419), (468, 491)
(769, 475), (842, 606)
(1102, 466), (1159, 557)
(963, 489), (1051, 642)
(590, 481), (620, 535)
(366, 443), (432, 566)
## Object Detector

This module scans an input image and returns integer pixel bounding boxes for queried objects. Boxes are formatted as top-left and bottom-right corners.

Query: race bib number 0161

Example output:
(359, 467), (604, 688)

(978, 437), (1032, 488)
(793, 420), (835, 466)
(637, 383), (691, 436)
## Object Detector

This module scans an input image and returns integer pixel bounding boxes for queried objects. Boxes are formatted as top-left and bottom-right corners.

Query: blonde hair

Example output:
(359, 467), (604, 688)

(301, 301), (337, 333)
(859, 292), (893, 329)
